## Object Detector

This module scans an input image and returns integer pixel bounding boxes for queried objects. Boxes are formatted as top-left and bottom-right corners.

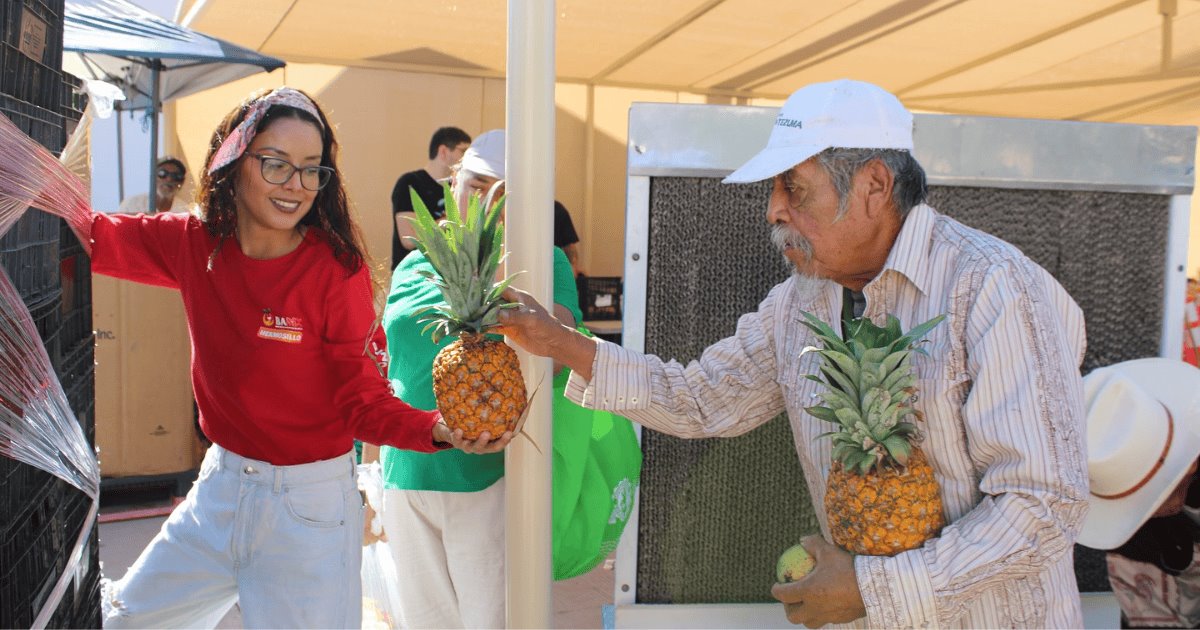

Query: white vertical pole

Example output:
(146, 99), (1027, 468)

(505, 0), (556, 628)
(1161, 194), (1191, 359)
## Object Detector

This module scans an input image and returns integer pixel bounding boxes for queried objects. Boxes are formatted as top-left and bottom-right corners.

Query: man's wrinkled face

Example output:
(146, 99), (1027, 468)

(765, 159), (870, 285)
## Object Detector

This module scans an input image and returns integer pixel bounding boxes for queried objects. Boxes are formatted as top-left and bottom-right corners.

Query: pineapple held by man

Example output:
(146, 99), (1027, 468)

(799, 311), (946, 557)
(407, 186), (526, 440)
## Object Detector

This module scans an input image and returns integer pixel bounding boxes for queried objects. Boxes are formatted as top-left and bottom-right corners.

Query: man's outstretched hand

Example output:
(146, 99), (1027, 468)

(771, 535), (867, 628)
(495, 287), (598, 380)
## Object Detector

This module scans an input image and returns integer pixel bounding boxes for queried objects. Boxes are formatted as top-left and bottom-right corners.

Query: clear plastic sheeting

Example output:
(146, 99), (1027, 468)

(0, 110), (93, 249)
(0, 108), (101, 629)
(0, 267), (99, 499)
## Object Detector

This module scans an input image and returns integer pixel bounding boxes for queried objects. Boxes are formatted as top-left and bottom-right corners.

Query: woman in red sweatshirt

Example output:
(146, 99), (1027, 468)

(94, 87), (510, 629)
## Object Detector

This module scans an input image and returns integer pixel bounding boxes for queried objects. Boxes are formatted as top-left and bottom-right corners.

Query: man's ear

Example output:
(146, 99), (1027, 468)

(858, 159), (895, 218)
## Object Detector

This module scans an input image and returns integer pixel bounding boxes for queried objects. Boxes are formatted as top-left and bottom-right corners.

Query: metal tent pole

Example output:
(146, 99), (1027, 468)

(146, 61), (161, 213)
(115, 103), (125, 203)
(505, 0), (556, 627)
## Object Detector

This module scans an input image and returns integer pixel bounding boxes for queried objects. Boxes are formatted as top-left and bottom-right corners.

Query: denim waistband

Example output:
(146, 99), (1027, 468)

(211, 445), (357, 491)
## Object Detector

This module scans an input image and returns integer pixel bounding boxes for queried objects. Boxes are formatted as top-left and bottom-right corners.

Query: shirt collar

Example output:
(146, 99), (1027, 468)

(875, 203), (937, 297)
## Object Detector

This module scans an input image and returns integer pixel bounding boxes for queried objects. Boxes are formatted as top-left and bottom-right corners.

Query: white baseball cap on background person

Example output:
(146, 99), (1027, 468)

(460, 129), (505, 179)
(1077, 358), (1200, 550)
(723, 79), (914, 184)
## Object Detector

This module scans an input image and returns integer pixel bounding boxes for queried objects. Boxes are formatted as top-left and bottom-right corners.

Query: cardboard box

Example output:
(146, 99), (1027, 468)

(93, 276), (196, 478)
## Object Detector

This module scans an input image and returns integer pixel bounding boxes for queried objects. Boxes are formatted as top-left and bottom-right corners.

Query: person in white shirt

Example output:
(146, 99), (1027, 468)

(1078, 359), (1200, 629)
(117, 156), (190, 214)
(495, 79), (1090, 628)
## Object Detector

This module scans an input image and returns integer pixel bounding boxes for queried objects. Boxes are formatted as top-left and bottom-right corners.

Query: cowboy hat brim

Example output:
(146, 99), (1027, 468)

(1077, 358), (1200, 550)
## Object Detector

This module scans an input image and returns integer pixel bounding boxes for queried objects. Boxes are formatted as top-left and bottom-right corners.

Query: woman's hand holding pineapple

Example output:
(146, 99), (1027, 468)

(431, 419), (513, 454)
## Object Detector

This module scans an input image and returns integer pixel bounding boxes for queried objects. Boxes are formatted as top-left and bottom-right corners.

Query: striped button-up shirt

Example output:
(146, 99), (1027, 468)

(566, 204), (1090, 628)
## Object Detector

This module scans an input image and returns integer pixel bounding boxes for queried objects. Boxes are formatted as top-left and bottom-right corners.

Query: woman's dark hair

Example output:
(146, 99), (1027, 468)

(198, 89), (369, 277)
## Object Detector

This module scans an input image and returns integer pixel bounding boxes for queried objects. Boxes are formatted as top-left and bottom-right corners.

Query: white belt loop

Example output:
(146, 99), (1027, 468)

(273, 468), (284, 493)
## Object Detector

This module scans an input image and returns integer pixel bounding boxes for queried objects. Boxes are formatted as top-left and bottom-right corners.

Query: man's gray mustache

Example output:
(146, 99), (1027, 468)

(771, 224), (812, 260)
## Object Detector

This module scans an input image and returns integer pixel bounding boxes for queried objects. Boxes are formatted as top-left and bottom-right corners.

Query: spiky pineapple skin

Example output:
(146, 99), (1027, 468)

(825, 447), (944, 556)
(432, 332), (527, 440)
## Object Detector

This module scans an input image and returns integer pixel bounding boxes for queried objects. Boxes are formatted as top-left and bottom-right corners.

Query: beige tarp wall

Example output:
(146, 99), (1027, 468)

(170, 65), (780, 284)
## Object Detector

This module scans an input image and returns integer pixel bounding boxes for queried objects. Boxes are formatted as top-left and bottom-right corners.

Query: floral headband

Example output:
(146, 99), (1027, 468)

(206, 87), (325, 175)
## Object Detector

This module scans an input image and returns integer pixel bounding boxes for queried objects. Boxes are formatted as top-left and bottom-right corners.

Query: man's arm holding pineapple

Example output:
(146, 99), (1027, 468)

(847, 262), (1089, 628)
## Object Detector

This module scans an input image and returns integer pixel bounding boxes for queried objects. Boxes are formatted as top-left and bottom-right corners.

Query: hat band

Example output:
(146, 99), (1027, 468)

(1091, 404), (1174, 500)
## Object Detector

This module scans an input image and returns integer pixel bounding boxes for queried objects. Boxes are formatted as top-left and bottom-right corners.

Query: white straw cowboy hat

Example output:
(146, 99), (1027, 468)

(1078, 358), (1200, 550)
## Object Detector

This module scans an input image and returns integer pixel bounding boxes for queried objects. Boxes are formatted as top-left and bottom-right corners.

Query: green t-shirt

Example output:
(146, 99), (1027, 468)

(380, 248), (582, 492)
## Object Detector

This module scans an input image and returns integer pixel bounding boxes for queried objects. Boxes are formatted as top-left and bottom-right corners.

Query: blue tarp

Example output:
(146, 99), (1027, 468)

(63, 0), (284, 110)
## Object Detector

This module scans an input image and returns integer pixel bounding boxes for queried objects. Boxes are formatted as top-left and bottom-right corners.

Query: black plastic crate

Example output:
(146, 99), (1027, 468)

(59, 246), (92, 353)
(578, 276), (623, 320)
(0, 482), (64, 629)
(0, 201), (58, 245)
(0, 294), (63, 516)
(60, 343), (93, 410)
(31, 290), (63, 370)
(0, 92), (65, 155)
(46, 542), (100, 630)
(47, 537), (100, 629)
(1, 0), (64, 110)
(1, 209), (62, 306)
(0, 482), (96, 630)
(59, 71), (86, 139)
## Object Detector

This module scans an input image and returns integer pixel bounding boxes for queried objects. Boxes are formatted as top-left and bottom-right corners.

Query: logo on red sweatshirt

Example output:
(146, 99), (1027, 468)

(258, 308), (304, 344)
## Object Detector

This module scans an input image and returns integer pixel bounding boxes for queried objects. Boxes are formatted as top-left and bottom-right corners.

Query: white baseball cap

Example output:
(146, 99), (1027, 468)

(460, 128), (505, 179)
(1077, 358), (1200, 550)
(723, 79), (914, 184)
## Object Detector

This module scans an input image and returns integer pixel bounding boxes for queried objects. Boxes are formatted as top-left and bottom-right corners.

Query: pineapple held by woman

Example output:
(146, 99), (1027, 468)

(407, 187), (526, 440)
(799, 311), (946, 557)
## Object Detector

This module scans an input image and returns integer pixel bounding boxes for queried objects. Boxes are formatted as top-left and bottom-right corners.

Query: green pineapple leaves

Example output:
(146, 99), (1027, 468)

(407, 185), (521, 342)
(799, 310), (945, 475)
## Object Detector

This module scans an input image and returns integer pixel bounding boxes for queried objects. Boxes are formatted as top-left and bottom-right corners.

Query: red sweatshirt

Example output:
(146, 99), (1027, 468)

(90, 212), (442, 465)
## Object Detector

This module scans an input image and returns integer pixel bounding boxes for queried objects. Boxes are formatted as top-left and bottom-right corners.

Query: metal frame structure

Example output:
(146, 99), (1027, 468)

(613, 102), (1197, 629)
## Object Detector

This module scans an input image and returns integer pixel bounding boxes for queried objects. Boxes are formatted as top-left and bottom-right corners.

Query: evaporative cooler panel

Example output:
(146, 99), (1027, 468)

(635, 177), (1171, 603)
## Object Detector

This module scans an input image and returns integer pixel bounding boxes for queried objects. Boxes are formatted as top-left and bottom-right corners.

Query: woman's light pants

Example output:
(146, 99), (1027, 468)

(102, 445), (363, 629)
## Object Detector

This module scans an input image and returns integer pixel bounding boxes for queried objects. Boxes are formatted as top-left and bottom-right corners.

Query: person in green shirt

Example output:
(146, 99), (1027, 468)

(378, 130), (582, 629)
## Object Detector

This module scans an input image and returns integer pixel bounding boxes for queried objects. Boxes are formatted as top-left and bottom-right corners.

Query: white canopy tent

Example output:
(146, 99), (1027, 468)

(176, 0), (1200, 124)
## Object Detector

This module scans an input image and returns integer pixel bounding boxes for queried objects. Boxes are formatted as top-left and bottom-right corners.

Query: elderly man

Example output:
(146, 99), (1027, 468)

(497, 79), (1090, 628)
(117, 156), (190, 214)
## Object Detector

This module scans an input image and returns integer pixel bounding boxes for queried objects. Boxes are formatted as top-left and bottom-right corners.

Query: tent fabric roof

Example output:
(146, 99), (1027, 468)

(63, 0), (284, 109)
(179, 0), (1200, 126)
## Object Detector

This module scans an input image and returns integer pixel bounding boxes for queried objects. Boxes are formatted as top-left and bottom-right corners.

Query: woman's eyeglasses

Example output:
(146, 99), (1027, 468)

(249, 154), (334, 191)
(157, 168), (185, 182)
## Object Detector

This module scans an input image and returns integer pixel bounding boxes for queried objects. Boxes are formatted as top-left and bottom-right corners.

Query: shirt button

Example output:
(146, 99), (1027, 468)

(244, 465), (256, 474)
(631, 398), (638, 404)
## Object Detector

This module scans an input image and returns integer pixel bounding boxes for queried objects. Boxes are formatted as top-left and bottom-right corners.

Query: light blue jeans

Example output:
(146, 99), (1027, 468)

(102, 445), (363, 629)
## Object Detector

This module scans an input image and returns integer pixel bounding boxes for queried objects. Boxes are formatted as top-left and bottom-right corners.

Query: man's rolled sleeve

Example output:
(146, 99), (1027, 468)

(856, 550), (938, 629)
(565, 339), (652, 410)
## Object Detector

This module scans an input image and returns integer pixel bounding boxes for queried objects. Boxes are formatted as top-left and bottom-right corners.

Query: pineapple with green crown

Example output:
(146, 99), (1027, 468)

(799, 311), (946, 556)
(407, 186), (526, 440)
